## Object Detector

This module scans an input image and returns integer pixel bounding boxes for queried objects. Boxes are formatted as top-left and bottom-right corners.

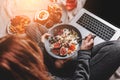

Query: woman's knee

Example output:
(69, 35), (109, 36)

(109, 41), (120, 51)
(97, 40), (120, 51)
(92, 40), (120, 57)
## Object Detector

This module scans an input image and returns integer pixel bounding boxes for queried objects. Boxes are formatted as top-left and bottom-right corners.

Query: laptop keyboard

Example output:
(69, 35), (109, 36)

(77, 13), (116, 41)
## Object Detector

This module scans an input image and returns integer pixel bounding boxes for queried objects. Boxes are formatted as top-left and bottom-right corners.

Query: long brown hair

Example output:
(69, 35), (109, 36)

(0, 35), (51, 80)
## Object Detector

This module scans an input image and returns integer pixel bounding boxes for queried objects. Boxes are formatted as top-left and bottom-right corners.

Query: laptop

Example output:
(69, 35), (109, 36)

(69, 8), (120, 45)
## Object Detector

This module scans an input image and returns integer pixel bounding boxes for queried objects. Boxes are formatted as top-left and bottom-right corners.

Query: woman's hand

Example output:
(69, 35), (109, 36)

(41, 33), (51, 43)
(80, 34), (95, 50)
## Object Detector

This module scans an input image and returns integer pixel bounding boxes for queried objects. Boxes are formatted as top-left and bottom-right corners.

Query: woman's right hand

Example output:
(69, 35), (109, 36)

(80, 34), (94, 50)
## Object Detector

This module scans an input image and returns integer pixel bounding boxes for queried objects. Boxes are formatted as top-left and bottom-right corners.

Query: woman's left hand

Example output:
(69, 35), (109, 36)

(41, 33), (51, 43)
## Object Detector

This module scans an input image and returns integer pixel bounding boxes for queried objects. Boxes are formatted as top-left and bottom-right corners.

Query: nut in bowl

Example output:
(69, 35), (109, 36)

(44, 24), (82, 59)
(7, 15), (31, 34)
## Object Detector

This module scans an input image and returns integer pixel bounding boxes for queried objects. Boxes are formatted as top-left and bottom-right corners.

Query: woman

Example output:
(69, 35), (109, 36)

(26, 22), (120, 80)
(0, 33), (93, 80)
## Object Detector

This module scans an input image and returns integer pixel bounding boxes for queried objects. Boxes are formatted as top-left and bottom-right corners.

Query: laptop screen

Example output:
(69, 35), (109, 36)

(84, 0), (120, 28)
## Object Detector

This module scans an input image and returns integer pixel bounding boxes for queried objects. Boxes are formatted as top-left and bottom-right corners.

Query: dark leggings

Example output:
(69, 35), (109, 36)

(90, 41), (120, 80)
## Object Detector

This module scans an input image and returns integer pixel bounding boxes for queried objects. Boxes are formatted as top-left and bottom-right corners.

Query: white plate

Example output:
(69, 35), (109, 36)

(34, 3), (68, 24)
